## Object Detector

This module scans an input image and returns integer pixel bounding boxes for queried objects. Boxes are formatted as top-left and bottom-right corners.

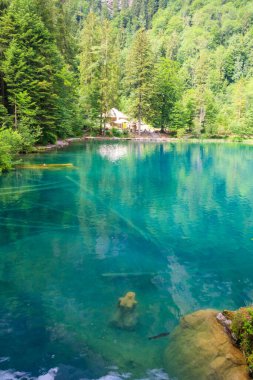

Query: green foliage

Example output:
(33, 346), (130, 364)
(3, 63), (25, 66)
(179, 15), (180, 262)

(111, 127), (123, 137)
(248, 354), (253, 373)
(0, 0), (81, 148)
(122, 128), (129, 136)
(79, 13), (120, 133)
(177, 128), (186, 139)
(79, 13), (102, 123)
(232, 307), (253, 371)
(1, 0), (253, 173)
(0, 128), (22, 172)
(149, 58), (183, 131)
(78, 0), (253, 138)
(103, 127), (130, 137)
(169, 90), (196, 132)
(89, 125), (102, 136)
(125, 29), (154, 133)
(18, 119), (41, 153)
(0, 101), (9, 127)
(148, 0), (253, 137)
(2, 0), (81, 143)
(229, 136), (244, 142)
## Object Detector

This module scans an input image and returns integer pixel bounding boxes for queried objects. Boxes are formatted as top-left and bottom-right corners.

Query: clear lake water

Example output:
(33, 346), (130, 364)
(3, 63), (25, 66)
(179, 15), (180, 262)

(1, 141), (253, 380)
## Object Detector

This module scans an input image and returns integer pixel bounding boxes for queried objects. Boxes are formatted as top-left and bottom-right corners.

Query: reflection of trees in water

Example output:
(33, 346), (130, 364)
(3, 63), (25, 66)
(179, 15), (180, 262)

(64, 143), (253, 313)
(78, 142), (253, 313)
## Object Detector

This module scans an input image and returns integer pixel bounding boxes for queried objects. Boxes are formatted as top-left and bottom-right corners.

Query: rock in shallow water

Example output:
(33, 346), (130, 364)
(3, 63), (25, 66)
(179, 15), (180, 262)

(164, 309), (250, 380)
(110, 292), (139, 330)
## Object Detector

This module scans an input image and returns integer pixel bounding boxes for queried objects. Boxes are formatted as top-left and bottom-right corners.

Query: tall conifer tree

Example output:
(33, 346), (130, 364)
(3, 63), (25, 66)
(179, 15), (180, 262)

(126, 29), (154, 134)
(1, 0), (79, 142)
(150, 58), (182, 132)
(80, 13), (120, 132)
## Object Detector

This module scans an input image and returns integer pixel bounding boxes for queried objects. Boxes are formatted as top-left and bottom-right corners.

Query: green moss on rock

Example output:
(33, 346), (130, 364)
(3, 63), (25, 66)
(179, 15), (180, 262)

(231, 307), (253, 372)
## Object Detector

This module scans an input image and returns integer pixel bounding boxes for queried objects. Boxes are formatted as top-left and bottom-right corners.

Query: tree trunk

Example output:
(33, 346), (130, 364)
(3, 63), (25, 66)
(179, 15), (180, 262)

(0, 75), (5, 102)
(100, 112), (103, 135)
(103, 112), (106, 136)
(199, 106), (205, 134)
(14, 99), (18, 129)
(138, 92), (142, 135)
(160, 94), (166, 133)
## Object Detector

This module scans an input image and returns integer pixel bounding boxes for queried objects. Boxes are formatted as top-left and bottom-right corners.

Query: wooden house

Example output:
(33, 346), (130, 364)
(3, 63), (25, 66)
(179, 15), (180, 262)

(106, 108), (129, 129)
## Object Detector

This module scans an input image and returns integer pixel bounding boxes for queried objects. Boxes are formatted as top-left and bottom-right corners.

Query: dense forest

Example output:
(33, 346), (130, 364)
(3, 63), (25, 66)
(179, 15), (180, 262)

(0, 0), (253, 171)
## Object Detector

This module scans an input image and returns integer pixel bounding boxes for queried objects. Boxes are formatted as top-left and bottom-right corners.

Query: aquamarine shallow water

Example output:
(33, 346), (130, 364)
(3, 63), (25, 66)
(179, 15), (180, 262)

(1, 141), (253, 379)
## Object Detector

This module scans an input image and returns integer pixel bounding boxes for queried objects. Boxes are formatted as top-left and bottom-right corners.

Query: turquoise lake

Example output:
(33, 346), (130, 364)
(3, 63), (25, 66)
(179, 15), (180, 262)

(1, 141), (253, 379)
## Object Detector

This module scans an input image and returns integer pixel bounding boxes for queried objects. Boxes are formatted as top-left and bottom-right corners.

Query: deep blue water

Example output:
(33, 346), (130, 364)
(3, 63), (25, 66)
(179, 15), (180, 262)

(1, 141), (253, 380)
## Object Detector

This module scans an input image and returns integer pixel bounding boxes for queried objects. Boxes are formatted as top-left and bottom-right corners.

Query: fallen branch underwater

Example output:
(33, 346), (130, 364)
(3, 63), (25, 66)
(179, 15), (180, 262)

(102, 272), (156, 278)
(148, 332), (170, 340)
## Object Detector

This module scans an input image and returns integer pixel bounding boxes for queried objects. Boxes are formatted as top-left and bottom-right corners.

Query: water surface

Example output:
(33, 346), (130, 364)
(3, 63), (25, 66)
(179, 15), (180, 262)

(1, 141), (253, 379)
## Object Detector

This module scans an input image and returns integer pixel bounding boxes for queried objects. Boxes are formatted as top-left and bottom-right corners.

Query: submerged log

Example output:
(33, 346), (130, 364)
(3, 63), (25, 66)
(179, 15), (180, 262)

(17, 163), (74, 170)
(102, 272), (155, 278)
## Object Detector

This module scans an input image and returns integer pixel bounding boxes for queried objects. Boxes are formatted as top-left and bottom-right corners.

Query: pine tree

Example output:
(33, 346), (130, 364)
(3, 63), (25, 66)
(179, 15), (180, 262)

(126, 29), (154, 134)
(1, 0), (79, 143)
(32, 0), (80, 65)
(113, 0), (119, 17)
(0, 97), (9, 127)
(193, 51), (210, 135)
(150, 58), (182, 132)
(99, 20), (120, 131)
(0, 0), (11, 113)
(79, 13), (120, 132)
(79, 12), (102, 125)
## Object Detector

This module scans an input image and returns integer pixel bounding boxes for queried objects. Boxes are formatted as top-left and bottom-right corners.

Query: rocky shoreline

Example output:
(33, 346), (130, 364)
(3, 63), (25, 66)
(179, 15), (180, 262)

(35, 137), (84, 151)
(35, 135), (253, 152)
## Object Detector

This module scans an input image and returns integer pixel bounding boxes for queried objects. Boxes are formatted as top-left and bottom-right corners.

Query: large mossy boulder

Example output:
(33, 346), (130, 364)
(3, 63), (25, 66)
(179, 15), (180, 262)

(164, 309), (250, 380)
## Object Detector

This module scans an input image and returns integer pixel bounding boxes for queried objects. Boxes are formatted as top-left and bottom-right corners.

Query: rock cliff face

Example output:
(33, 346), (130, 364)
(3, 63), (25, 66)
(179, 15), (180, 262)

(102, 0), (133, 13)
(164, 309), (250, 380)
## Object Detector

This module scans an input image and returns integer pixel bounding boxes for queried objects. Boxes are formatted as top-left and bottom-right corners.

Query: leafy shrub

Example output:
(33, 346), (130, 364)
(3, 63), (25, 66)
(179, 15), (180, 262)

(230, 136), (244, 142)
(83, 118), (95, 130)
(0, 102), (10, 128)
(105, 128), (127, 137)
(88, 125), (101, 136)
(18, 118), (41, 153)
(41, 131), (57, 144)
(111, 127), (122, 137)
(0, 128), (23, 173)
(177, 127), (186, 139)
(122, 129), (129, 137)
(0, 128), (23, 153)
(231, 307), (253, 371)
